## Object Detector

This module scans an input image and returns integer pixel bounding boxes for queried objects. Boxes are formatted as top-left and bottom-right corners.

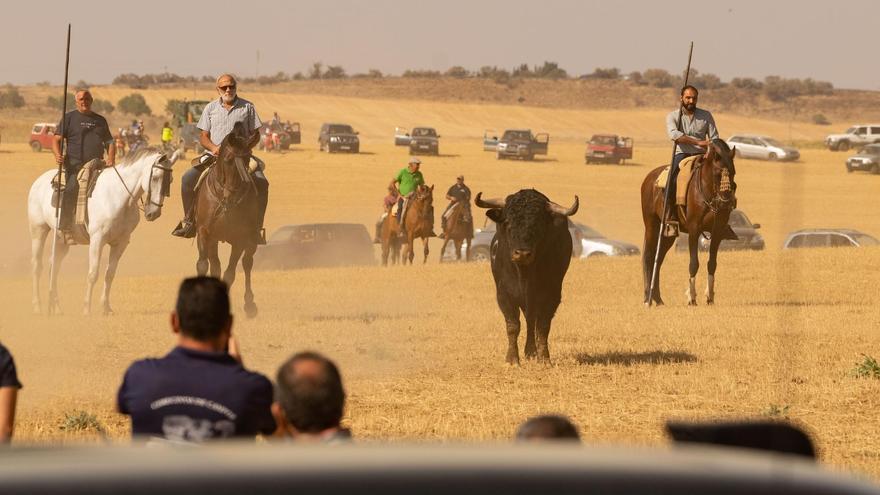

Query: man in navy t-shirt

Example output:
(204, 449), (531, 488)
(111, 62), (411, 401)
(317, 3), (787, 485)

(0, 343), (22, 443)
(117, 277), (275, 442)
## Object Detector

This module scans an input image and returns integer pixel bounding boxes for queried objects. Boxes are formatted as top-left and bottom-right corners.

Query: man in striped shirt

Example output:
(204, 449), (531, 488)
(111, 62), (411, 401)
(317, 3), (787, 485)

(172, 74), (269, 243)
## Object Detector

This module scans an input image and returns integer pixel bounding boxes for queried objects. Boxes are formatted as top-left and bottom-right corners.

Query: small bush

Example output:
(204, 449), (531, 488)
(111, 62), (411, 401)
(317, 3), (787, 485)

(117, 93), (152, 116)
(852, 354), (880, 379)
(60, 410), (106, 434)
(812, 114), (831, 126)
(92, 99), (114, 114)
(444, 66), (470, 78)
(0, 85), (26, 109)
(46, 92), (75, 110)
(533, 61), (567, 79)
(642, 68), (675, 88)
(627, 71), (645, 85)
(323, 65), (347, 79)
(730, 77), (763, 90)
(402, 69), (442, 78)
(763, 404), (791, 418)
(587, 67), (621, 80)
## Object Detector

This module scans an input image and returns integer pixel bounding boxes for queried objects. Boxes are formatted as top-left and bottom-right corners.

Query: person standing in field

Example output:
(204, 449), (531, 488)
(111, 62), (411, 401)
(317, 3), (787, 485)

(161, 122), (174, 151)
(116, 276), (275, 442)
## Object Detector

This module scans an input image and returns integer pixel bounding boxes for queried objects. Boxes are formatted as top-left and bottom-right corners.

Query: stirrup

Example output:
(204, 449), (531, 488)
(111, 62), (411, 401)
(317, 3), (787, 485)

(172, 220), (196, 238)
(663, 221), (679, 238)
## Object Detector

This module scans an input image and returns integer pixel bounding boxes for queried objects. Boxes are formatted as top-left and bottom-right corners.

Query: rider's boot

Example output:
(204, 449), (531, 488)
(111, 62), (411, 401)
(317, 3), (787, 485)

(662, 205), (679, 238)
(171, 211), (196, 238)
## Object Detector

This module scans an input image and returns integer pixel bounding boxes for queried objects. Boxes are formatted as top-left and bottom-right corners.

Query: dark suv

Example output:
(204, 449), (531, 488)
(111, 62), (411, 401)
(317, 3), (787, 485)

(319, 123), (360, 153)
(408, 127), (440, 155)
(675, 209), (764, 252)
(495, 129), (549, 160)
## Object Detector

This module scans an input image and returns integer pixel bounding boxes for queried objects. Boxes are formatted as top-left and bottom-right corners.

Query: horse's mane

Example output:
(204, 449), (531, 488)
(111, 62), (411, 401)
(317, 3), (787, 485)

(116, 146), (163, 167)
(711, 139), (735, 171)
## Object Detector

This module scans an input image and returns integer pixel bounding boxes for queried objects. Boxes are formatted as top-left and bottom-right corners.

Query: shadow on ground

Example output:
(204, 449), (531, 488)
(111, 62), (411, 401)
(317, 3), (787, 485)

(575, 350), (698, 366)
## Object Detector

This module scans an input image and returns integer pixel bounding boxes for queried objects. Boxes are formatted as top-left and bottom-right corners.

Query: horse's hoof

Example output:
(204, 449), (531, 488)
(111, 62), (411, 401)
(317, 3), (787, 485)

(244, 302), (258, 319)
(706, 299), (714, 305)
(688, 300), (698, 307)
(103, 307), (114, 316)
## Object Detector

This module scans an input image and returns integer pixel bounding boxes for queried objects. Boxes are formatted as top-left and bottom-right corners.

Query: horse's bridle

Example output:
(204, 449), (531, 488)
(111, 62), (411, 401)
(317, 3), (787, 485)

(145, 159), (174, 208)
(695, 156), (734, 215)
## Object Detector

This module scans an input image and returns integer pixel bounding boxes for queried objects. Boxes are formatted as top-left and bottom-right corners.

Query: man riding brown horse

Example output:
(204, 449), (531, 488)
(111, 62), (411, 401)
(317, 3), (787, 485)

(390, 157), (436, 239)
(172, 74), (268, 245)
(439, 175), (474, 262)
(664, 85), (737, 237)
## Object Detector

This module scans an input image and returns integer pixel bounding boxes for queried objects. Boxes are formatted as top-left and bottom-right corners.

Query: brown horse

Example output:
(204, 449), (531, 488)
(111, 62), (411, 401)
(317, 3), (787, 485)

(401, 184), (434, 264)
(641, 139), (737, 306)
(194, 122), (261, 317)
(379, 204), (402, 266)
(439, 202), (473, 262)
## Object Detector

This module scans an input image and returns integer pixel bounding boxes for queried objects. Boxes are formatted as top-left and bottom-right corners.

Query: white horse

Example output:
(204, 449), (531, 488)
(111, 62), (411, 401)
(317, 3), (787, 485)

(28, 148), (181, 315)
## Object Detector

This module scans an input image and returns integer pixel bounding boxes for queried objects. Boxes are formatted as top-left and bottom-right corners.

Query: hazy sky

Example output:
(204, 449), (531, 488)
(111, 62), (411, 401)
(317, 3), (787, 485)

(2, 0), (876, 89)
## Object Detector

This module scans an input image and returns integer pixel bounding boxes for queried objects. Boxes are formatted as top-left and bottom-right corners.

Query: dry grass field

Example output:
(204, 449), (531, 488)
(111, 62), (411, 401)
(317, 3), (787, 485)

(1, 89), (879, 478)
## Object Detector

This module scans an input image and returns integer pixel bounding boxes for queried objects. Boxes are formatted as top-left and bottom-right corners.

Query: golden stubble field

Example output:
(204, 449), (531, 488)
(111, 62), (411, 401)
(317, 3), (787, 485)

(0, 91), (879, 477)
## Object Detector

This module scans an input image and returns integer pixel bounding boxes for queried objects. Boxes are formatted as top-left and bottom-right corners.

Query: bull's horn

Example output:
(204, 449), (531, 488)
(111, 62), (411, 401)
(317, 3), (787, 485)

(475, 192), (505, 209)
(547, 195), (579, 216)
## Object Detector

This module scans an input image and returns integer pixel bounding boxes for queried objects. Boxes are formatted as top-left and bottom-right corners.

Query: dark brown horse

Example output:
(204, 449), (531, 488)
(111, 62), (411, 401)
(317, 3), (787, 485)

(194, 122), (261, 317)
(439, 202), (473, 262)
(401, 184), (434, 264)
(379, 204), (402, 266)
(641, 139), (737, 306)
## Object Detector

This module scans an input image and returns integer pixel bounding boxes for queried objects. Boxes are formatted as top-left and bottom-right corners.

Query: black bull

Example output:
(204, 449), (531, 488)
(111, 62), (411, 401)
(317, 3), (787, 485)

(476, 189), (579, 365)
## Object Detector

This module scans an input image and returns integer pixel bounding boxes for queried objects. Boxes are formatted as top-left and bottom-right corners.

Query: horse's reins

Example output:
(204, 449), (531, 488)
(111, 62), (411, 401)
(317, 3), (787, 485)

(693, 151), (734, 241)
(110, 156), (174, 212)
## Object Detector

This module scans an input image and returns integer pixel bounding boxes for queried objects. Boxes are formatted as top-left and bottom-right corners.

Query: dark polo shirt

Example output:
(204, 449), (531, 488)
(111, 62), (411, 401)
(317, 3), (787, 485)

(117, 346), (275, 441)
(0, 343), (22, 390)
(55, 110), (113, 167)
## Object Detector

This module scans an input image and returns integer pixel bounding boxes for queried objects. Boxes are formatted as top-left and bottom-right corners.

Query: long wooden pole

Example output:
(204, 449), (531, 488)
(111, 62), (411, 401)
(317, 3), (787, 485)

(47, 23), (71, 315)
(647, 42), (693, 307)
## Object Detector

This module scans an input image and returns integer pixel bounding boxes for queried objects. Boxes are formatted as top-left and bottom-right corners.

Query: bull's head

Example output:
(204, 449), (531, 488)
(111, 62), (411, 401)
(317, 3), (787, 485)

(476, 189), (579, 266)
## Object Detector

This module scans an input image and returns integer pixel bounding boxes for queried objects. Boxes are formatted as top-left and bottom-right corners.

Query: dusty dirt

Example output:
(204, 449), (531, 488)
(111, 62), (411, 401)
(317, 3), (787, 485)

(1, 91), (879, 478)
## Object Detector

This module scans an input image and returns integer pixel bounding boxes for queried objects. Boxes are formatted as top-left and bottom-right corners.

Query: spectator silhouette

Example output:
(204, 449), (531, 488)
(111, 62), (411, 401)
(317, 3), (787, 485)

(515, 414), (581, 442)
(117, 276), (275, 442)
(666, 420), (816, 459)
(0, 343), (22, 444)
(273, 351), (351, 443)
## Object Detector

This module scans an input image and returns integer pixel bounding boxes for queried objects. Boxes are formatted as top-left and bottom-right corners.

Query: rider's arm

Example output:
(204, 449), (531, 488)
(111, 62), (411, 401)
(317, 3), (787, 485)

(667, 110), (708, 148)
(200, 130), (219, 155)
(706, 113), (719, 142)
(52, 134), (63, 165)
(106, 142), (116, 166)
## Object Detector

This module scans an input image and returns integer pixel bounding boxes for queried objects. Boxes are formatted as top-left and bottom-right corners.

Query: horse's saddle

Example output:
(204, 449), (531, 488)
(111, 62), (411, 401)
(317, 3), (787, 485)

(193, 153), (266, 191)
(52, 159), (105, 244)
(655, 155), (700, 206)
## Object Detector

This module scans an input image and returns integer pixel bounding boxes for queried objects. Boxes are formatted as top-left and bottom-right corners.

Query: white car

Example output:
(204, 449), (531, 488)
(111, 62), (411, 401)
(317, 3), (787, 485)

(825, 124), (880, 151)
(728, 135), (799, 161)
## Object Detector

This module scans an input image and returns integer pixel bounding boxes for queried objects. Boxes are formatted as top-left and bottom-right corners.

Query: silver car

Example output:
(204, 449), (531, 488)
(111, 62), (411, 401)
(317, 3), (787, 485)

(783, 228), (879, 249)
(728, 135), (799, 161)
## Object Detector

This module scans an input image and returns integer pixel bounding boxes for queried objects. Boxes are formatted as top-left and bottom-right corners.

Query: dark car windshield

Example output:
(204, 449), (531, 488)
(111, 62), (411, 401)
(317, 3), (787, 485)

(591, 136), (617, 145)
(412, 128), (437, 137)
(329, 125), (354, 134)
(502, 130), (531, 141)
(861, 145), (880, 155)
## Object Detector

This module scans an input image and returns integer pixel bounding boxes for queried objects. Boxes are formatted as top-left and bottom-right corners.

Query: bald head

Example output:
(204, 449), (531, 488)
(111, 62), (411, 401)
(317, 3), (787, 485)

(275, 352), (345, 433)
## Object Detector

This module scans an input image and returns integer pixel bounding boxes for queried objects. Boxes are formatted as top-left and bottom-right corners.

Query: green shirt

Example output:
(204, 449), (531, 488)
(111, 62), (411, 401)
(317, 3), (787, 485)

(395, 168), (425, 196)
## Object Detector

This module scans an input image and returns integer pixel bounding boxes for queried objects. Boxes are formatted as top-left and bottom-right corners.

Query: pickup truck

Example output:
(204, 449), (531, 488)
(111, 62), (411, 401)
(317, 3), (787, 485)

(585, 134), (633, 164)
(495, 129), (549, 160)
(825, 124), (880, 151)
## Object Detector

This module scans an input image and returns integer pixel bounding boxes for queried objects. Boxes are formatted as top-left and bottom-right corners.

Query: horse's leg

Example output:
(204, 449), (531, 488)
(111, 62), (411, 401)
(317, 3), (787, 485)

(453, 238), (462, 262)
(687, 230), (701, 306)
(196, 234), (209, 276)
(30, 224), (49, 314)
(439, 238), (449, 263)
(651, 236), (676, 306)
(224, 244), (244, 288)
(642, 218), (661, 305)
(705, 234), (723, 305)
(48, 233), (70, 314)
(422, 237), (429, 264)
(101, 238), (130, 316)
(465, 238), (472, 262)
(83, 236), (105, 316)
(381, 240), (390, 266)
(207, 240), (222, 278)
(242, 245), (258, 318)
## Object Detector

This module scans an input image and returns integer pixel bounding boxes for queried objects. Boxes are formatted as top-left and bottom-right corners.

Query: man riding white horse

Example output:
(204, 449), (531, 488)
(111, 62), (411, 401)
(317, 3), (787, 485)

(52, 89), (116, 242)
(172, 74), (269, 244)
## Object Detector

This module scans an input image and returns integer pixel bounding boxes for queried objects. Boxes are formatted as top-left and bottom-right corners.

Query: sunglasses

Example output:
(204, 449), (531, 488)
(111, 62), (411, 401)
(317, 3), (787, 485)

(218, 85), (236, 91)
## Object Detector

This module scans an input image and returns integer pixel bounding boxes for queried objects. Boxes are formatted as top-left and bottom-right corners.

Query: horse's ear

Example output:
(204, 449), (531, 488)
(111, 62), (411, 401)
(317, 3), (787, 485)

(705, 141), (716, 160)
(430, 184), (434, 191)
(730, 146), (736, 159)
(247, 129), (260, 150)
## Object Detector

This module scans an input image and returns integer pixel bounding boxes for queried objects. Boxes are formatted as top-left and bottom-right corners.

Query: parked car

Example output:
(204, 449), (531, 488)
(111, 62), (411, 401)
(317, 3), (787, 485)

(571, 222), (640, 258)
(675, 209), (765, 252)
(585, 134), (633, 164)
(482, 129), (499, 151)
(408, 127), (440, 155)
(728, 135), (800, 161)
(319, 123), (360, 153)
(254, 223), (374, 269)
(495, 129), (549, 160)
(783, 228), (879, 249)
(845, 144), (880, 174)
(441, 218), (637, 261)
(394, 127), (411, 146)
(29, 123), (56, 152)
(825, 124), (880, 151)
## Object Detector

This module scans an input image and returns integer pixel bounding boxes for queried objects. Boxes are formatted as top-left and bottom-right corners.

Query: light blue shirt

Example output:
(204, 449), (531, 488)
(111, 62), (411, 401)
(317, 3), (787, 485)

(666, 107), (719, 155)
(197, 97), (263, 146)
